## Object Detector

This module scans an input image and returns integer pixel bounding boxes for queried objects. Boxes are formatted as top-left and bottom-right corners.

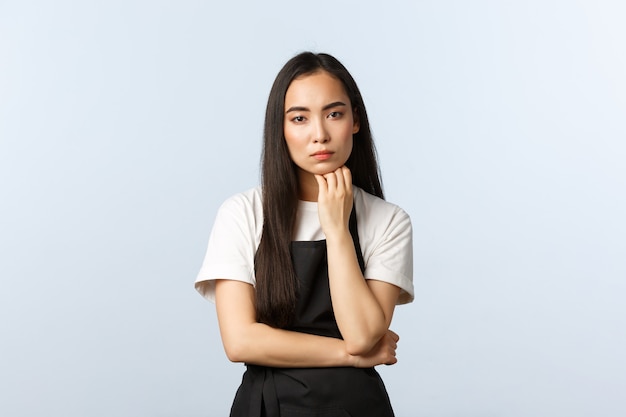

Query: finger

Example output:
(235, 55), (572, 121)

(330, 166), (350, 196)
(314, 174), (328, 195)
(332, 167), (343, 191)
(388, 330), (400, 342)
(332, 168), (346, 195)
(341, 166), (352, 190)
(324, 170), (338, 193)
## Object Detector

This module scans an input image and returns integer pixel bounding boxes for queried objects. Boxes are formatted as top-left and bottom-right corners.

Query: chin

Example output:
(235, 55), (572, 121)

(317, 165), (342, 175)
(298, 160), (348, 177)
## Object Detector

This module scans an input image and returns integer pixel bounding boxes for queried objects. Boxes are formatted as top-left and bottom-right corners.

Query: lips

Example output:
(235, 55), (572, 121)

(312, 150), (333, 161)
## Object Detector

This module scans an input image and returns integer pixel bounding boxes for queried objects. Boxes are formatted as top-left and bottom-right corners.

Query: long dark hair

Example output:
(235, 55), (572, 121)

(255, 52), (384, 328)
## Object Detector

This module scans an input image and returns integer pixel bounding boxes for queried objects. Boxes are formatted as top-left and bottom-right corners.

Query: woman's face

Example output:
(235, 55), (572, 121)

(283, 71), (359, 180)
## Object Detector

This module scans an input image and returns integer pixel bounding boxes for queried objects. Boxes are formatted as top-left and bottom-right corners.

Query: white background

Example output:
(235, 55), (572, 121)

(1, 1), (625, 416)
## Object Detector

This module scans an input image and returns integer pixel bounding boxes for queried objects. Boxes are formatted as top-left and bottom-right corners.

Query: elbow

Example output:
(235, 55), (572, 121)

(224, 347), (243, 362)
(222, 339), (248, 363)
(344, 324), (389, 356)
(220, 323), (264, 363)
(344, 336), (379, 356)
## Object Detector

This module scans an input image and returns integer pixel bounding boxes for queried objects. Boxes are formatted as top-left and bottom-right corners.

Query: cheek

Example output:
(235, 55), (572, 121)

(346, 138), (354, 157)
(338, 118), (356, 137)
(338, 124), (355, 147)
(283, 131), (303, 159)
(345, 133), (355, 161)
(283, 125), (296, 147)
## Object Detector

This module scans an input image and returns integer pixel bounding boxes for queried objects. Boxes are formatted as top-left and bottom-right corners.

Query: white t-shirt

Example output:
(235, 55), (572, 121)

(195, 186), (414, 304)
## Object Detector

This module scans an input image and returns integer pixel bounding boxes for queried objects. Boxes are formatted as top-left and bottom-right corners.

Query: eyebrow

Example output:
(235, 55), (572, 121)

(285, 101), (348, 113)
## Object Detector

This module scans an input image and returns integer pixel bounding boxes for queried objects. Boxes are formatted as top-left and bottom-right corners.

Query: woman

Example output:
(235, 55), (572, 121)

(196, 52), (414, 417)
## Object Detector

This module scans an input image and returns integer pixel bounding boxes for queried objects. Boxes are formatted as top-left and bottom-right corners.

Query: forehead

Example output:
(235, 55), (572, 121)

(284, 71), (349, 106)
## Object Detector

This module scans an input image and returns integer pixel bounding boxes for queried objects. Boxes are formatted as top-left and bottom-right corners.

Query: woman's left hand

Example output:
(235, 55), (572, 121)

(314, 166), (353, 238)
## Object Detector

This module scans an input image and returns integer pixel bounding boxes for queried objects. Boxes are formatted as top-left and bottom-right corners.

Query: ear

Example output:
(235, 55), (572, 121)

(352, 108), (360, 134)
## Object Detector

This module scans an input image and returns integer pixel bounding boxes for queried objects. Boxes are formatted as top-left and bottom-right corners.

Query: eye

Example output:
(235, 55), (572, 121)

(291, 115), (305, 123)
(328, 111), (343, 119)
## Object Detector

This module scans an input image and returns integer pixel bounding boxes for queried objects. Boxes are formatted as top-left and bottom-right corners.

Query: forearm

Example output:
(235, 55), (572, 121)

(326, 230), (389, 355)
(215, 279), (357, 368)
(221, 322), (353, 368)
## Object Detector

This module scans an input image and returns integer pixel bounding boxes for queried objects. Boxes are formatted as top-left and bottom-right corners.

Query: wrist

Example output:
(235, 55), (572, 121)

(324, 228), (352, 246)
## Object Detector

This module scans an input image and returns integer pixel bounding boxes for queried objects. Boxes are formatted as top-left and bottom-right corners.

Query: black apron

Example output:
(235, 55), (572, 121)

(229, 209), (395, 417)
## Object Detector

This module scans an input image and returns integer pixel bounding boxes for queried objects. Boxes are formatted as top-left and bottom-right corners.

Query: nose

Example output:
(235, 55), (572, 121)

(312, 118), (330, 143)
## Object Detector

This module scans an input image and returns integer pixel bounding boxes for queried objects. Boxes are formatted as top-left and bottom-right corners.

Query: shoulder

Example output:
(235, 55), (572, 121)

(219, 186), (263, 213)
(353, 186), (411, 228)
(352, 186), (412, 253)
(215, 186), (264, 225)
(210, 186), (264, 253)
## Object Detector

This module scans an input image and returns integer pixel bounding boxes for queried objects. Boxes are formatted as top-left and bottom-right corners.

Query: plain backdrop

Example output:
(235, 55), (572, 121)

(1, 1), (625, 416)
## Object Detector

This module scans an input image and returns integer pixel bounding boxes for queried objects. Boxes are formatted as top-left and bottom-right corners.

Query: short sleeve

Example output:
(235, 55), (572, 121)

(363, 207), (414, 304)
(195, 189), (262, 302)
(353, 188), (414, 305)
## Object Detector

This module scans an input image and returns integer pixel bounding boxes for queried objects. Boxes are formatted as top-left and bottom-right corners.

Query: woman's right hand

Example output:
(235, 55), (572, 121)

(350, 330), (400, 368)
